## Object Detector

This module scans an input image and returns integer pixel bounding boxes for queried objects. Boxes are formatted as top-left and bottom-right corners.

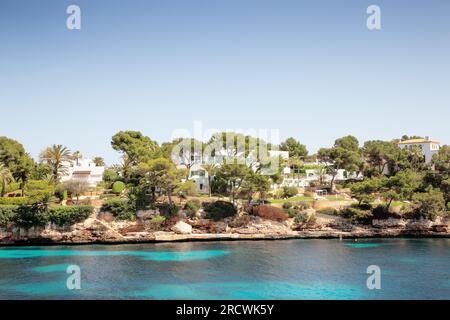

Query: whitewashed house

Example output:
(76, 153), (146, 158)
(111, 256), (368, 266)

(397, 137), (440, 163)
(60, 159), (105, 187)
(187, 162), (210, 193)
(173, 146), (290, 193)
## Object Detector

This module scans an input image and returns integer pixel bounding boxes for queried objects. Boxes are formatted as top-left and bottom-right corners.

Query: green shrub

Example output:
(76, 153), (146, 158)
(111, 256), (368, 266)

(447, 202), (450, 211)
(0, 197), (32, 206)
(304, 191), (315, 198)
(285, 207), (298, 218)
(411, 189), (446, 221)
(14, 205), (49, 227)
(282, 186), (298, 198)
(103, 168), (119, 186)
(295, 201), (311, 210)
(157, 203), (180, 218)
(112, 181), (126, 194)
(184, 199), (201, 218)
(340, 207), (372, 223)
(294, 212), (309, 224)
(55, 184), (68, 201)
(0, 205), (18, 227)
(371, 204), (401, 219)
(282, 202), (293, 210)
(203, 201), (237, 221)
(101, 198), (136, 220)
(149, 215), (166, 225)
(47, 205), (93, 226)
(24, 180), (55, 200)
(4, 182), (21, 194)
(316, 207), (338, 216)
(175, 181), (198, 197)
(308, 213), (317, 224)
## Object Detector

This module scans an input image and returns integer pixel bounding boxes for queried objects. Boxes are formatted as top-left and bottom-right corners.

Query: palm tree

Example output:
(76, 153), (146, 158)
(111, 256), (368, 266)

(288, 157), (303, 179)
(72, 150), (83, 166)
(39, 145), (72, 183)
(93, 157), (105, 167)
(16, 154), (34, 197)
(0, 163), (14, 197)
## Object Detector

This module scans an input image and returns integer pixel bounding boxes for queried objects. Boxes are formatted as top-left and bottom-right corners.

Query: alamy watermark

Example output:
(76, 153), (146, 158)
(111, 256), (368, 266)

(66, 265), (81, 290)
(66, 5), (81, 30)
(170, 121), (282, 175)
(66, 5), (381, 31)
(366, 265), (381, 290)
(367, 5), (381, 30)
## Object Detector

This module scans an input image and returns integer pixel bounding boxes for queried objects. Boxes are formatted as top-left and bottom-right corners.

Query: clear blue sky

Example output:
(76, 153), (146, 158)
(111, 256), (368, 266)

(1, 0), (449, 165)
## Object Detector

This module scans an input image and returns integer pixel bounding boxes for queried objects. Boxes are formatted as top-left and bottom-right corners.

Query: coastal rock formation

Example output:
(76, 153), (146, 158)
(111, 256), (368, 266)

(372, 218), (406, 228)
(137, 209), (159, 220)
(0, 215), (448, 245)
(171, 221), (192, 234)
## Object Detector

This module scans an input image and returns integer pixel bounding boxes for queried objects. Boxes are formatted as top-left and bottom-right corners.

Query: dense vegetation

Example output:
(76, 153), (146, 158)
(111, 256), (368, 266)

(0, 205), (93, 227)
(1, 131), (449, 230)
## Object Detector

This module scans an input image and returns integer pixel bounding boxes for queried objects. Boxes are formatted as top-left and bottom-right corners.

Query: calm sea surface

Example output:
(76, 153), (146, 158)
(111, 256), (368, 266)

(0, 239), (448, 300)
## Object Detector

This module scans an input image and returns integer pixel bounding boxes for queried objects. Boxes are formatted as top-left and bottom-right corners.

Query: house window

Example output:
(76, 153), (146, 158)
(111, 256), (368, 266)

(199, 184), (203, 190)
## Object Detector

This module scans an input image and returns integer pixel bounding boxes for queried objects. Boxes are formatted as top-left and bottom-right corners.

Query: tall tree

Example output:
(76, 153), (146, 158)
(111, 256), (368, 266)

(145, 158), (184, 204)
(15, 154), (35, 196)
(215, 163), (251, 205)
(61, 180), (90, 204)
(350, 177), (382, 206)
(317, 135), (362, 191)
(0, 136), (26, 177)
(207, 132), (268, 163)
(381, 169), (421, 212)
(362, 140), (401, 177)
(279, 137), (308, 159)
(93, 157), (105, 167)
(240, 171), (271, 202)
(168, 138), (204, 179)
(39, 145), (72, 182)
(72, 151), (83, 165)
(428, 145), (450, 206)
(111, 131), (160, 169)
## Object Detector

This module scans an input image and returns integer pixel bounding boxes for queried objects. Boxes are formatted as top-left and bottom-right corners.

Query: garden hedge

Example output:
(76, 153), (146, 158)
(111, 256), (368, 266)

(0, 204), (94, 228)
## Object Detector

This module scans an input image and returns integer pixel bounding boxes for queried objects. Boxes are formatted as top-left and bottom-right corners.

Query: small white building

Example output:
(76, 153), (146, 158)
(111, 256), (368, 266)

(61, 159), (105, 187)
(187, 163), (210, 194)
(173, 148), (290, 193)
(397, 137), (440, 163)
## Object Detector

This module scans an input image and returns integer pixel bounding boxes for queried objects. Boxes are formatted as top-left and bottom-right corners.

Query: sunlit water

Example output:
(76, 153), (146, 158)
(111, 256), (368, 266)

(0, 239), (448, 300)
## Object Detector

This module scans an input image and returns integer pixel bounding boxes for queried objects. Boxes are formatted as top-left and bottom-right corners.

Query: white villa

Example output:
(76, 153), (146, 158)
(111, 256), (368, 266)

(174, 144), (362, 193)
(174, 137), (443, 194)
(175, 149), (289, 194)
(60, 159), (105, 187)
(397, 137), (440, 163)
(275, 164), (362, 189)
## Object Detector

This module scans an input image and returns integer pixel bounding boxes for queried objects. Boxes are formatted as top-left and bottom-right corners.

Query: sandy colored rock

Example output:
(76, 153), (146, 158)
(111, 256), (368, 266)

(372, 218), (406, 228)
(171, 221), (192, 234)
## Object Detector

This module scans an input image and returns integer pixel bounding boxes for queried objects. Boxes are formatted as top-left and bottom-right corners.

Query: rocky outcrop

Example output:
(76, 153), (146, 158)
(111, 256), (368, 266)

(171, 221), (192, 234)
(372, 218), (406, 228)
(0, 216), (448, 245)
(137, 209), (159, 220)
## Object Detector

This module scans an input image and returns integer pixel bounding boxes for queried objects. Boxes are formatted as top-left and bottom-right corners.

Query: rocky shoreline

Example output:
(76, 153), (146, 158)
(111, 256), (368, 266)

(0, 215), (448, 246)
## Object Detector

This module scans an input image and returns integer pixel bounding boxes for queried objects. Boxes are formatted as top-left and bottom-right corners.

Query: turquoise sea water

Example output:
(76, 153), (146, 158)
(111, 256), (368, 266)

(0, 239), (448, 300)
